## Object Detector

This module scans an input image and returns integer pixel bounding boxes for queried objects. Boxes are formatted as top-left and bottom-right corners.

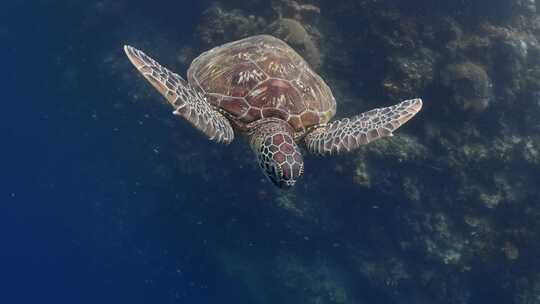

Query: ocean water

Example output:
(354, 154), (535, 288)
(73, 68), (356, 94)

(4, 1), (540, 304)
(3, 1), (246, 303)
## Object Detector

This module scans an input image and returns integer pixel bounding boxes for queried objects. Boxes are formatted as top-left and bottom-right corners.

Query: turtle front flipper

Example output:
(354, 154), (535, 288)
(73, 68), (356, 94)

(304, 98), (422, 155)
(124, 45), (234, 144)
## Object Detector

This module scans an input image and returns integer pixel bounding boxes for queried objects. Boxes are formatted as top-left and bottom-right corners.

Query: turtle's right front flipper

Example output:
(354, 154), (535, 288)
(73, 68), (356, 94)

(305, 98), (422, 155)
(124, 45), (234, 144)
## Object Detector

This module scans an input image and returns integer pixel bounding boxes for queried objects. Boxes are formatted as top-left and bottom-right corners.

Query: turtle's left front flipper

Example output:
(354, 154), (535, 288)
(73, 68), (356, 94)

(124, 45), (234, 144)
(305, 98), (422, 155)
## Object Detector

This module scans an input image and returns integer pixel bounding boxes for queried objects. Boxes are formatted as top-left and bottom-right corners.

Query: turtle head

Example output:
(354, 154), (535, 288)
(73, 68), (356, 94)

(249, 120), (304, 189)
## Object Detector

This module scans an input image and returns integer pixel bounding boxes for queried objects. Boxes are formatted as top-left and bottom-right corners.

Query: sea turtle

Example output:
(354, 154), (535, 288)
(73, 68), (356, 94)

(124, 35), (422, 188)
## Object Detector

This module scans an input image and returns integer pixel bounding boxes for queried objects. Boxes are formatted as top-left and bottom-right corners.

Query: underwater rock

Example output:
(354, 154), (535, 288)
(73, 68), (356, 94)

(353, 134), (428, 196)
(440, 62), (492, 112)
(272, 0), (321, 22)
(267, 18), (322, 68)
(495, 36), (529, 96)
(522, 137), (540, 165)
(382, 48), (436, 100)
(267, 1), (323, 69)
(362, 134), (428, 164)
(272, 190), (318, 221)
(511, 0), (537, 15)
(353, 155), (371, 188)
(219, 250), (354, 304)
(353, 254), (411, 291)
(184, 1), (540, 303)
(196, 3), (266, 49)
(514, 275), (540, 304)
(273, 254), (352, 304)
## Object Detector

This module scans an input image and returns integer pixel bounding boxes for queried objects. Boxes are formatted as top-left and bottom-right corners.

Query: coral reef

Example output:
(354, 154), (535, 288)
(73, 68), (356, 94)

(268, 17), (322, 68)
(196, 3), (268, 49)
(440, 62), (492, 112)
(218, 250), (353, 304)
(120, 0), (540, 303)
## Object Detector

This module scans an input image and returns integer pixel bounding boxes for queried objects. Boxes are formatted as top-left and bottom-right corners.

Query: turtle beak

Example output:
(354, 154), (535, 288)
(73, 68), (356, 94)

(264, 161), (301, 189)
(281, 178), (297, 188)
(267, 168), (297, 189)
(273, 159), (302, 189)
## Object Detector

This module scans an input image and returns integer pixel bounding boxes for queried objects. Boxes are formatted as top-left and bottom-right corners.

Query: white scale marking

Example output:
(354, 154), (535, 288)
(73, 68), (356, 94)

(237, 69), (265, 85)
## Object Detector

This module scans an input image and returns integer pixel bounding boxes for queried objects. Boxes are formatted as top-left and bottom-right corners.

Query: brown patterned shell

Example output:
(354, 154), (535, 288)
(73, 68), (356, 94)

(187, 35), (336, 132)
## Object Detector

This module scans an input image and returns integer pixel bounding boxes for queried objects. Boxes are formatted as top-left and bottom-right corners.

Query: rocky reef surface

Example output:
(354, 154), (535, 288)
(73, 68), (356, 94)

(184, 1), (540, 303)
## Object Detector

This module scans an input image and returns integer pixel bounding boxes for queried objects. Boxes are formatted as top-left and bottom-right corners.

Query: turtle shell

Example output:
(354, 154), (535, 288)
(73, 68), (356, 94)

(187, 35), (336, 132)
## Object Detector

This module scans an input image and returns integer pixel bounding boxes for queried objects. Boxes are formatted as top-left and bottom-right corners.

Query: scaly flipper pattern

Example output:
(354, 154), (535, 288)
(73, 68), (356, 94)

(304, 98), (422, 155)
(124, 45), (234, 144)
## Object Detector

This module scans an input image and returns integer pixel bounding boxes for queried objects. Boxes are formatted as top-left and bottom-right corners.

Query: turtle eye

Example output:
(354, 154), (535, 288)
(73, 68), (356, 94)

(258, 132), (304, 188)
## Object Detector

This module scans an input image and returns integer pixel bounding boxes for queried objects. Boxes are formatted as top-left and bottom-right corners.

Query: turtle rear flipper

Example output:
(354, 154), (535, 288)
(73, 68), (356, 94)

(304, 98), (422, 155)
(124, 45), (234, 144)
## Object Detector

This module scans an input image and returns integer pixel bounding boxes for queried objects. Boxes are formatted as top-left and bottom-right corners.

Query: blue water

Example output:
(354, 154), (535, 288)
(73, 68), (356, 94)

(2, 1), (251, 303)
